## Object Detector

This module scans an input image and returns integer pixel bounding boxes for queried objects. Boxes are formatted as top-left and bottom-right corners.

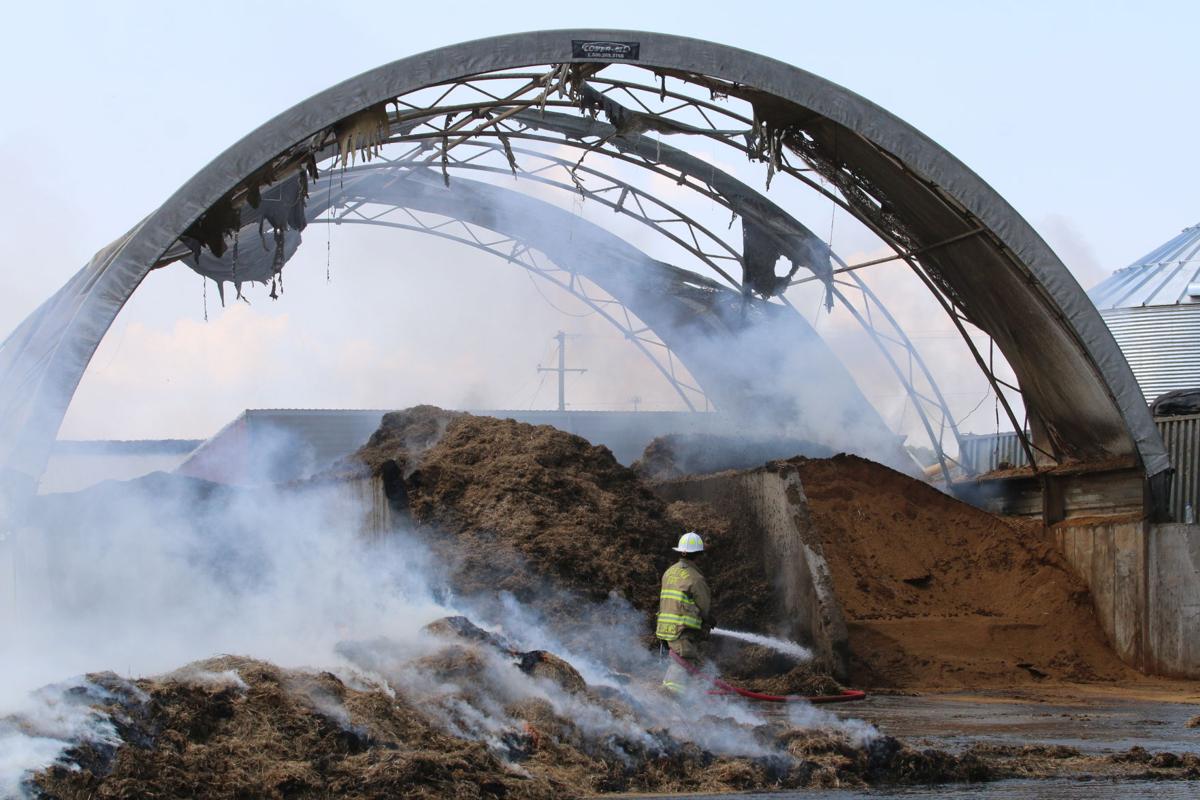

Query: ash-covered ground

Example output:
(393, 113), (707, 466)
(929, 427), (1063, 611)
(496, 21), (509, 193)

(5, 407), (1199, 798)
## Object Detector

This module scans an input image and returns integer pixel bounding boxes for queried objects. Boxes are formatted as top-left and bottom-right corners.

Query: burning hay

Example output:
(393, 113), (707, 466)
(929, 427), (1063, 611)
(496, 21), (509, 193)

(21, 632), (1200, 798)
(27, 656), (553, 800)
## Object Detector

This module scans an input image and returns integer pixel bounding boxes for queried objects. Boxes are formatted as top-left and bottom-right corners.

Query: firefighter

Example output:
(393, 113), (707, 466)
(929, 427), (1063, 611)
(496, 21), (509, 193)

(655, 531), (712, 694)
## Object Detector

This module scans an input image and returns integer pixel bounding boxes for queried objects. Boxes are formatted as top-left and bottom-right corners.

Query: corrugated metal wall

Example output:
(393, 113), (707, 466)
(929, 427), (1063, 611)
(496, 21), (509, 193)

(1158, 415), (1200, 522)
(1102, 306), (1200, 402)
(961, 415), (1200, 521)
(959, 433), (1029, 474)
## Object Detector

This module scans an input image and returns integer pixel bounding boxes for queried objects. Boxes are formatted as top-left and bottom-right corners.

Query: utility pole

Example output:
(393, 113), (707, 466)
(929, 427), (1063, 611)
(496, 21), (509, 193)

(537, 331), (586, 412)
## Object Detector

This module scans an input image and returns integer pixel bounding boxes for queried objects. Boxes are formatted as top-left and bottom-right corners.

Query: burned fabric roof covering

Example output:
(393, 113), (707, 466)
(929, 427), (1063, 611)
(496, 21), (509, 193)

(182, 173), (309, 302)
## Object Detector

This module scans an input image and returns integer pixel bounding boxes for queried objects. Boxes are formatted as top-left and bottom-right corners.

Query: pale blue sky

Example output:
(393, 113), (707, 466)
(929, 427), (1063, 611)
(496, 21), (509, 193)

(0, 1), (1195, 441)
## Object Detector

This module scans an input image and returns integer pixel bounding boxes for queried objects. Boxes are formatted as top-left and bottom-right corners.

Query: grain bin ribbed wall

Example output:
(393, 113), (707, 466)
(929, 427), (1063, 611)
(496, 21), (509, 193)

(1089, 222), (1200, 400)
(1157, 414), (1200, 521)
(1101, 305), (1200, 402)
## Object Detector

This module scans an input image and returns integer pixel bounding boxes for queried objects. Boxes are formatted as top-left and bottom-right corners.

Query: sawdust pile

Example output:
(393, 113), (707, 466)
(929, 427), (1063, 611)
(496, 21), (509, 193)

(786, 454), (1139, 688)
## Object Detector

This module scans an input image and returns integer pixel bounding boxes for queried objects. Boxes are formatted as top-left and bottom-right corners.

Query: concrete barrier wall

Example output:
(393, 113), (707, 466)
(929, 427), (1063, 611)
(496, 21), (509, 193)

(654, 465), (850, 680)
(1054, 519), (1200, 678)
(740, 468), (851, 680)
(1147, 523), (1200, 677)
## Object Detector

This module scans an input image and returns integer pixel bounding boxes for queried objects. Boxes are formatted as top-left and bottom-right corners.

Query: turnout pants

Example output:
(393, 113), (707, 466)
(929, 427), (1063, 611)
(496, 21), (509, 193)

(662, 632), (703, 694)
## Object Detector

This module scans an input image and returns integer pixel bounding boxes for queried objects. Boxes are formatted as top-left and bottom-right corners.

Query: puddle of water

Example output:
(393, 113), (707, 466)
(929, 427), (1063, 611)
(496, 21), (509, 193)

(679, 777), (1197, 799)
(824, 694), (1200, 755)
(642, 694), (1199, 798)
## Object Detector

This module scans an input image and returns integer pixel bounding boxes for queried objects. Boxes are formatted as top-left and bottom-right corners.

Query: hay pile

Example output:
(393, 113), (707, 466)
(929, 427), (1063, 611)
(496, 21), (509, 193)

(336, 408), (791, 652)
(634, 433), (834, 481)
(329, 408), (827, 693)
(340, 407), (671, 613)
(31, 657), (543, 800)
(326, 410), (1140, 692)
(27, 628), (1200, 799)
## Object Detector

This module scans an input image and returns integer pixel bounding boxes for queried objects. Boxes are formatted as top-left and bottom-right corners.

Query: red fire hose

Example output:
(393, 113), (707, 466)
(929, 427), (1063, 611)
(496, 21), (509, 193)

(669, 650), (866, 704)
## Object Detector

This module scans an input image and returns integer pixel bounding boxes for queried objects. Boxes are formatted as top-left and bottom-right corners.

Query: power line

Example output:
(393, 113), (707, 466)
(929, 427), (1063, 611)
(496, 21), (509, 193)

(527, 372), (549, 410)
(526, 271), (595, 318)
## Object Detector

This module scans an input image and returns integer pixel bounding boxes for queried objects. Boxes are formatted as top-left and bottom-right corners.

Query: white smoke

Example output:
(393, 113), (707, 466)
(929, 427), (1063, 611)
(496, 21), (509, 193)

(786, 701), (879, 747)
(0, 451), (875, 794)
(0, 676), (128, 798)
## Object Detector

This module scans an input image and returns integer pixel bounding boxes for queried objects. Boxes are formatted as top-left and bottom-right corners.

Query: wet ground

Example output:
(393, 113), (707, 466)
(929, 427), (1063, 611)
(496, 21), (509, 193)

(828, 692), (1200, 755)
(679, 778), (1198, 799)
(635, 692), (1200, 798)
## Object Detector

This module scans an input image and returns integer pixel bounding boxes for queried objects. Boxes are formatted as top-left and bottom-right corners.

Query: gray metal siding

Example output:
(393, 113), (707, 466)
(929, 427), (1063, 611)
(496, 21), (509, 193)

(1159, 415), (1200, 522)
(1102, 306), (1200, 402)
(962, 414), (1200, 522)
(959, 433), (1029, 473)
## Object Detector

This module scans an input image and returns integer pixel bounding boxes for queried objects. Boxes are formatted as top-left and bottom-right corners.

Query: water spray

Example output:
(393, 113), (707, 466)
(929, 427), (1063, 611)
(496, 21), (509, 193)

(711, 628), (814, 662)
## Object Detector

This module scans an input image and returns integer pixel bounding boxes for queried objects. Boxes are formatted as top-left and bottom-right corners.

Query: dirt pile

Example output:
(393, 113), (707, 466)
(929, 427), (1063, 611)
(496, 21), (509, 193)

(785, 454), (1140, 688)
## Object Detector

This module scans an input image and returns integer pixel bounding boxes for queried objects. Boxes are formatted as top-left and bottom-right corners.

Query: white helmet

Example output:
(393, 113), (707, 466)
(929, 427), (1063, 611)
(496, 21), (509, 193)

(673, 531), (705, 553)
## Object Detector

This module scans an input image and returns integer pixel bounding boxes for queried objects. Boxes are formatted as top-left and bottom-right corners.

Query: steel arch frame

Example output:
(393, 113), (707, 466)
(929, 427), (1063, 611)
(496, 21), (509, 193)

(321, 133), (970, 482)
(365, 81), (1024, 473)
(357, 66), (1131, 474)
(302, 169), (906, 468)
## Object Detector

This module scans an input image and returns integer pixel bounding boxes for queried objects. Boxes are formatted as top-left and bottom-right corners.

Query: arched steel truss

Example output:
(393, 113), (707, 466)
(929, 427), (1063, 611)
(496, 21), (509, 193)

(279, 167), (908, 475)
(0, 30), (1169, 512)
(314, 138), (967, 481)
(155, 97), (971, 480)
(353, 81), (1011, 474)
(408, 117), (972, 479)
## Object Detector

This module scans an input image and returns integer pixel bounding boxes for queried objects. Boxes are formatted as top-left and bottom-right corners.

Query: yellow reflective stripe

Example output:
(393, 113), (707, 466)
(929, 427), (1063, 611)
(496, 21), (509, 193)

(656, 612), (702, 628)
(659, 589), (696, 604)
